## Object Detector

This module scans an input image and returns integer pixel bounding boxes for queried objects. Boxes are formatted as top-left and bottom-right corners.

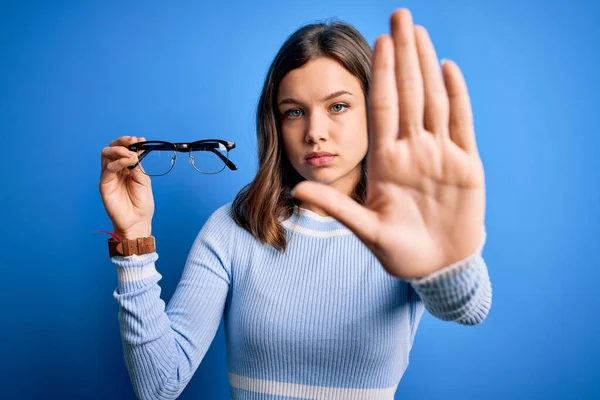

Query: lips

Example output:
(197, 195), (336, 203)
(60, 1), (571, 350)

(305, 151), (336, 167)
(305, 151), (335, 160)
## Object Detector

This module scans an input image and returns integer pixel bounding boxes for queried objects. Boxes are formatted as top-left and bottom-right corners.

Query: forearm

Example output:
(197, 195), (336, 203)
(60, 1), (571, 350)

(112, 253), (184, 400)
(112, 253), (229, 399)
(407, 231), (492, 325)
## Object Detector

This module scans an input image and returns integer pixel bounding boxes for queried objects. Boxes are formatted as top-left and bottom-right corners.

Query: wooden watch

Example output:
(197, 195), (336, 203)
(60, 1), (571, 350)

(108, 236), (156, 257)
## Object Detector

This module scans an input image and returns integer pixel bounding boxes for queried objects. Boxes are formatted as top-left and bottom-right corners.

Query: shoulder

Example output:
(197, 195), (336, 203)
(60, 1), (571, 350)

(203, 201), (235, 229)
(211, 201), (234, 218)
(191, 202), (238, 256)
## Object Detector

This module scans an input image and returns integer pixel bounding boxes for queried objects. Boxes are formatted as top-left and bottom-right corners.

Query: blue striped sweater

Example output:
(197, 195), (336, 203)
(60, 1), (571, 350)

(112, 202), (492, 399)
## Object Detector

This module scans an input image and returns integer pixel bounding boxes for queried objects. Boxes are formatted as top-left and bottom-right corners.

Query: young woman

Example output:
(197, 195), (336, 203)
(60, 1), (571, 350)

(99, 8), (491, 400)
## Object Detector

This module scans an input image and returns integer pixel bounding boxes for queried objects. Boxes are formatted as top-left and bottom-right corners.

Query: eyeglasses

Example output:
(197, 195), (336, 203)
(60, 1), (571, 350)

(127, 139), (238, 176)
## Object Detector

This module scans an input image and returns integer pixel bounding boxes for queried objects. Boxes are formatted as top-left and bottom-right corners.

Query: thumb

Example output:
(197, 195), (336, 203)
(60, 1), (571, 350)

(291, 181), (379, 245)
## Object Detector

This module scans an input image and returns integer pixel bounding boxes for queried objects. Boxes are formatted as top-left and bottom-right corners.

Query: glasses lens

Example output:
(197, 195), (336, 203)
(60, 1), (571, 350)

(136, 142), (176, 176)
(189, 142), (228, 174)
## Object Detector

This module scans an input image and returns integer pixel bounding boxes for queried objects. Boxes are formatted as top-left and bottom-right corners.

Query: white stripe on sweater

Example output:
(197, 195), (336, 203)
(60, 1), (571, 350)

(229, 373), (396, 400)
(281, 219), (352, 237)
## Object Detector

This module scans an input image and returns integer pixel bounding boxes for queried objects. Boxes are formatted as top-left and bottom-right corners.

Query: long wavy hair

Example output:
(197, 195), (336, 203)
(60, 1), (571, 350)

(232, 20), (372, 252)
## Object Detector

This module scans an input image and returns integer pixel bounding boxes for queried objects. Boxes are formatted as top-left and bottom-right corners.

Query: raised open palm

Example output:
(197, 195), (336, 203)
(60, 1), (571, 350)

(292, 9), (486, 280)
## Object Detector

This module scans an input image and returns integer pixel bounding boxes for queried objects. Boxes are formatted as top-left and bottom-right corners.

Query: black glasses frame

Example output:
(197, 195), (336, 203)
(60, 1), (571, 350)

(127, 139), (238, 176)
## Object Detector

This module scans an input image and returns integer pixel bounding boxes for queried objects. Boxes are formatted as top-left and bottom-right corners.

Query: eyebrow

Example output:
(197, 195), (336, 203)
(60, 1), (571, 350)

(278, 90), (353, 107)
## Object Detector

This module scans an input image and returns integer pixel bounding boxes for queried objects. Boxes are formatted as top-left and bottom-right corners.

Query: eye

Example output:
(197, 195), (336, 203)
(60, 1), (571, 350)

(330, 103), (349, 113)
(283, 109), (304, 119)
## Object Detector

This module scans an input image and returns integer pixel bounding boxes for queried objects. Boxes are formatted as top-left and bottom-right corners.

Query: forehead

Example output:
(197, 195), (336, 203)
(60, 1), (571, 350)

(277, 57), (363, 101)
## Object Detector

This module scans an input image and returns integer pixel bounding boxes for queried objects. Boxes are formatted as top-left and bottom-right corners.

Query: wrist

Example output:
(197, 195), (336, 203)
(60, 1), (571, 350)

(113, 225), (152, 241)
(108, 236), (156, 258)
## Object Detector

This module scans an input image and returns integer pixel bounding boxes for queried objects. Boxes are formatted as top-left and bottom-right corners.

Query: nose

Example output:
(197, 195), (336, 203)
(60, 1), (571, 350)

(304, 109), (329, 144)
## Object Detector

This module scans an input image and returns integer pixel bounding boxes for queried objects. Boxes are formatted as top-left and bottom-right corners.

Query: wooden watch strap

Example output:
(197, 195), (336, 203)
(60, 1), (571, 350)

(108, 236), (155, 257)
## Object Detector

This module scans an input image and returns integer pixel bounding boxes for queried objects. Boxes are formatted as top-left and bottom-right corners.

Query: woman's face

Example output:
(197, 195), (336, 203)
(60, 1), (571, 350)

(277, 57), (368, 196)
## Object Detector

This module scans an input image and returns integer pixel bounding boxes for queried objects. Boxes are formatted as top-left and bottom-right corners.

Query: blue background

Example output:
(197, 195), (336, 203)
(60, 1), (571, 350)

(1, 0), (598, 399)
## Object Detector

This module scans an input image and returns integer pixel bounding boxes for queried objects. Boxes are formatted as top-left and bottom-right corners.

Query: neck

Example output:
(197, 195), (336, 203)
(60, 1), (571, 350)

(297, 202), (330, 218)
(294, 163), (363, 218)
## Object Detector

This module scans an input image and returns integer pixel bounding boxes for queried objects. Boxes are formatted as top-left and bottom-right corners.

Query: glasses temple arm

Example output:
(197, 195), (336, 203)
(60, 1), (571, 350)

(204, 148), (238, 170)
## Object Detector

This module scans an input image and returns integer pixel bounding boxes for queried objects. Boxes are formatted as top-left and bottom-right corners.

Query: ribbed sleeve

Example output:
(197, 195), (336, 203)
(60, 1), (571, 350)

(111, 204), (233, 399)
(406, 229), (492, 326)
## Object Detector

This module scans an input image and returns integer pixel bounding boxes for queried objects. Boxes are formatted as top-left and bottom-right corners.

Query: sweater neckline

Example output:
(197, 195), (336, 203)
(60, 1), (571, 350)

(281, 205), (353, 237)
(294, 206), (338, 222)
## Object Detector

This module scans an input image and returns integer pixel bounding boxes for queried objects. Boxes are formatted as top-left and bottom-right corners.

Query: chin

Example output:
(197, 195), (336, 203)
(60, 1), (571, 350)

(300, 170), (342, 186)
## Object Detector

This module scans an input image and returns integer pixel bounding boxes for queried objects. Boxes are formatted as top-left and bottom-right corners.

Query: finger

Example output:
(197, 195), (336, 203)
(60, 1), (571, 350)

(101, 146), (138, 171)
(390, 8), (424, 138)
(102, 146), (138, 161)
(100, 155), (139, 186)
(129, 137), (150, 184)
(291, 181), (380, 246)
(414, 25), (449, 137)
(103, 154), (138, 174)
(103, 136), (139, 171)
(368, 35), (399, 151)
(128, 136), (147, 158)
(442, 59), (477, 154)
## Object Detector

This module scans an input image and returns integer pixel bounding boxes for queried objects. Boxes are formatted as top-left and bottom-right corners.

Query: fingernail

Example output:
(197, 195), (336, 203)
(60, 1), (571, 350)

(290, 186), (296, 197)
